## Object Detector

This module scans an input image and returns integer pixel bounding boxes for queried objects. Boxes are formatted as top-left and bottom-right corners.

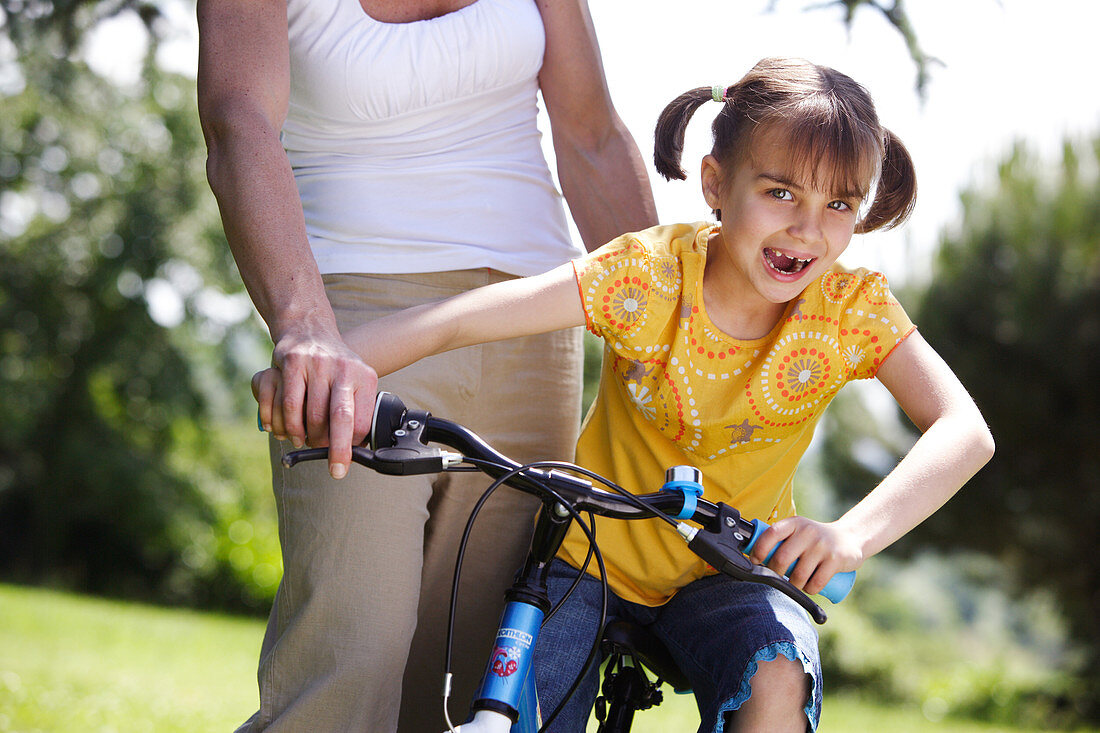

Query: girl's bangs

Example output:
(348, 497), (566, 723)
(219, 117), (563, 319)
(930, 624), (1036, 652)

(756, 111), (882, 201)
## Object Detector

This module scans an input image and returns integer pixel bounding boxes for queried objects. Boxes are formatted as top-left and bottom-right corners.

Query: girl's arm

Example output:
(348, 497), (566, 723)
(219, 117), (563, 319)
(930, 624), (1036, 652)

(254, 263), (587, 430)
(345, 263), (586, 374)
(198, 0), (376, 478)
(536, 0), (658, 249)
(753, 332), (996, 596)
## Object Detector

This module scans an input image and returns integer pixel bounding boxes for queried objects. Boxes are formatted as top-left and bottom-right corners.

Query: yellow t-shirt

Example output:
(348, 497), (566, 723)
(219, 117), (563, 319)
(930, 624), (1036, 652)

(558, 222), (916, 605)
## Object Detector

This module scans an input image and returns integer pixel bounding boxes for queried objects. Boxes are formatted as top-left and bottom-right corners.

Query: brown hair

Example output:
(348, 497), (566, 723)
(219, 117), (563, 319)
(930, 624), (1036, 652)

(653, 57), (916, 233)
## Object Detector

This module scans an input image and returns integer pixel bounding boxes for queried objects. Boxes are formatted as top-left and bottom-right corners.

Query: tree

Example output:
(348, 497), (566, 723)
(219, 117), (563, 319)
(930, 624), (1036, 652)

(0, 0), (158, 51)
(0, 19), (272, 609)
(899, 140), (1100, 719)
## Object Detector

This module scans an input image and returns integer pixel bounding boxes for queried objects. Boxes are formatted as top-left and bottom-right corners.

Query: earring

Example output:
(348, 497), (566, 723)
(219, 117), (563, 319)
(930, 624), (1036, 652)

(715, 208), (722, 222)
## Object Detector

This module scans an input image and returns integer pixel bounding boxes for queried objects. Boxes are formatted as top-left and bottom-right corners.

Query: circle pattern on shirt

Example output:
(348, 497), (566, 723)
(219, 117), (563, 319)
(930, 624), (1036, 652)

(751, 330), (845, 428)
(856, 274), (895, 309)
(820, 271), (859, 304)
(582, 247), (681, 335)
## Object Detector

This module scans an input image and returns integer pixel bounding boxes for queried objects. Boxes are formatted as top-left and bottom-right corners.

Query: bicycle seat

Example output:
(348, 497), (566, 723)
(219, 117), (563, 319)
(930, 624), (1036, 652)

(601, 621), (692, 694)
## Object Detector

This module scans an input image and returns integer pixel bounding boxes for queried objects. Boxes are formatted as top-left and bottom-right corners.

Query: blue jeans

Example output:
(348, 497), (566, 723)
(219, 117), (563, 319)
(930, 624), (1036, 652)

(533, 559), (822, 732)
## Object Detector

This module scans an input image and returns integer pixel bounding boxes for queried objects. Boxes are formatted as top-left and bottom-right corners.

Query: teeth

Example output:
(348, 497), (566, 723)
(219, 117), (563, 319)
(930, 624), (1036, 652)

(764, 248), (814, 274)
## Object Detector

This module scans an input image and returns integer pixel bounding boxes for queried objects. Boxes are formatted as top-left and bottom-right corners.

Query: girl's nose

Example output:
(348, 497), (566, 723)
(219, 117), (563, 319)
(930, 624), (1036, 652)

(788, 207), (824, 244)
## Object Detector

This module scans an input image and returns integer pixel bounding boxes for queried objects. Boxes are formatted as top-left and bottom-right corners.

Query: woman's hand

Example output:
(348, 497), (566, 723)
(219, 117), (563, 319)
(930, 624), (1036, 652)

(252, 366), (283, 435)
(749, 516), (865, 597)
(254, 330), (378, 480)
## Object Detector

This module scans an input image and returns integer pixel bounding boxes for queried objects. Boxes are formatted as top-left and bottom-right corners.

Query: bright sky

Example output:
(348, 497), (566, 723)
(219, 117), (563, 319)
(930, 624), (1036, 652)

(85, 0), (1100, 286)
(585, 0), (1100, 284)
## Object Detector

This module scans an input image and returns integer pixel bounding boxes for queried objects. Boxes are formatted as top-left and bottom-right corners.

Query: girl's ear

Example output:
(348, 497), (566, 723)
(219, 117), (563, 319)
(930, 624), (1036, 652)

(700, 154), (724, 212)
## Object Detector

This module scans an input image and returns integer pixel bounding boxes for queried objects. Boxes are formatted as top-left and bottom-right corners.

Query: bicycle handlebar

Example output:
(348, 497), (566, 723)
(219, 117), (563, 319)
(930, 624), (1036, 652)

(280, 392), (856, 623)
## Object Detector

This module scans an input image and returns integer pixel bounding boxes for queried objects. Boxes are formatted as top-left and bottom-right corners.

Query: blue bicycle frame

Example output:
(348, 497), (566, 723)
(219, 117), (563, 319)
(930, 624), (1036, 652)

(457, 599), (545, 732)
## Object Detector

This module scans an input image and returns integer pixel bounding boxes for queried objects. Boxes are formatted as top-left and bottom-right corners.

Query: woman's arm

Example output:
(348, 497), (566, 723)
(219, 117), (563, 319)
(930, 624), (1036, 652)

(197, 0), (376, 478)
(536, 0), (658, 250)
(753, 332), (995, 595)
(255, 264), (587, 427)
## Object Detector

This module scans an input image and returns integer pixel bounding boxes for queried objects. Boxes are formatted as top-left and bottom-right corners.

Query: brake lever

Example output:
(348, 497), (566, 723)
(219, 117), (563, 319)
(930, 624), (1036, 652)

(678, 504), (827, 624)
(281, 407), (453, 476)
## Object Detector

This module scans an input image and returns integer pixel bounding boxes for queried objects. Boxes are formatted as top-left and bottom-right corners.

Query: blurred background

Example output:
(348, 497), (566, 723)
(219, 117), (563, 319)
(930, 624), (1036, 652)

(1, 0), (1098, 730)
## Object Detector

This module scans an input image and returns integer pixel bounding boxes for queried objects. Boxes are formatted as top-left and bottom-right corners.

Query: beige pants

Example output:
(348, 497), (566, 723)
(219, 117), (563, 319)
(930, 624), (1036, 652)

(238, 270), (583, 732)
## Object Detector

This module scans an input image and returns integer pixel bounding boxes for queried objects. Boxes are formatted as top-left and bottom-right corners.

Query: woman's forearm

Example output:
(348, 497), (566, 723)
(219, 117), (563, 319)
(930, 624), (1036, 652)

(203, 115), (337, 342)
(197, 0), (335, 344)
(552, 114), (657, 251)
(536, 0), (657, 251)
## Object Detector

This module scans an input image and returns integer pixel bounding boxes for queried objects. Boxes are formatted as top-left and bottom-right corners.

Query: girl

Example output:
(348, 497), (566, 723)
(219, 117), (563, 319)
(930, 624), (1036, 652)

(255, 57), (994, 732)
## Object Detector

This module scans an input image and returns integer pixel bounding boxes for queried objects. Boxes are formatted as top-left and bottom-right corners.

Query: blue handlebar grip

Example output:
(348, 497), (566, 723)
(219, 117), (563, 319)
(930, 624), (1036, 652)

(743, 518), (856, 604)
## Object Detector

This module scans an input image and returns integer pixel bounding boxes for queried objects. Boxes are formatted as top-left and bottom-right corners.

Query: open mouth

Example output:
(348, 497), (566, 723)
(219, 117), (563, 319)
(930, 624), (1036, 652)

(763, 247), (815, 276)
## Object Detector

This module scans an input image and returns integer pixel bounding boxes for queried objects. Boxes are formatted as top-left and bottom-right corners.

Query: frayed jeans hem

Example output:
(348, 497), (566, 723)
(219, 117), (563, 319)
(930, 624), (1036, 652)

(713, 640), (819, 733)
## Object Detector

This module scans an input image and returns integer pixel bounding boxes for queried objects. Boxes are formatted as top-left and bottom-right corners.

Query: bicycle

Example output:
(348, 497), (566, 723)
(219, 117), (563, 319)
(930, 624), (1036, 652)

(282, 391), (855, 732)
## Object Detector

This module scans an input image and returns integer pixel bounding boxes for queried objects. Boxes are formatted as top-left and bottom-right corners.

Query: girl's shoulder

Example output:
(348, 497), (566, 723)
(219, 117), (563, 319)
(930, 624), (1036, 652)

(790, 264), (915, 378)
(794, 264), (899, 312)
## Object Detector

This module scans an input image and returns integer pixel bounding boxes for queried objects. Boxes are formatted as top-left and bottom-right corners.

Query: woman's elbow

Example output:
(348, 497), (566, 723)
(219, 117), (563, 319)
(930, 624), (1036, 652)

(199, 103), (239, 175)
(200, 104), (282, 188)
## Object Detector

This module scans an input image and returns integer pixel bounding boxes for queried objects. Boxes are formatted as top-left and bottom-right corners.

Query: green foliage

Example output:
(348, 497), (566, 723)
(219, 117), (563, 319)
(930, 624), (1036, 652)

(820, 553), (1081, 728)
(0, 0), (160, 55)
(0, 30), (272, 610)
(907, 139), (1100, 719)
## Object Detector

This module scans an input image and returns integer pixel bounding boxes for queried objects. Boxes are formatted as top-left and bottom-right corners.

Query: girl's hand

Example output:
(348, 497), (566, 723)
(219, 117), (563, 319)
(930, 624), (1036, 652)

(749, 516), (865, 597)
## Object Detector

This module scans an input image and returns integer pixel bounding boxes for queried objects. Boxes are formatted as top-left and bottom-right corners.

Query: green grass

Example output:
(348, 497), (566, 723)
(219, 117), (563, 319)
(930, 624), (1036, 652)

(1, 583), (1095, 732)
(615, 689), (1096, 732)
(0, 584), (263, 732)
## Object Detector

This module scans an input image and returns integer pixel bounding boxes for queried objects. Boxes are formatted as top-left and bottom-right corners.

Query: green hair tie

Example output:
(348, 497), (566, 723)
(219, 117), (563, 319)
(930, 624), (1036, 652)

(711, 85), (726, 103)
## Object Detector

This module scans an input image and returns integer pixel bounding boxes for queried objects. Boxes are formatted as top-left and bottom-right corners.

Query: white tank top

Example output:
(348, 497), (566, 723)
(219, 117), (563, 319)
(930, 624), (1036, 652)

(283, 0), (580, 276)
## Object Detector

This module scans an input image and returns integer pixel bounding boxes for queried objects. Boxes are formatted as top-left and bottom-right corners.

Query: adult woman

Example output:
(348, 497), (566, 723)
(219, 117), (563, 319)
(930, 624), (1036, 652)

(196, 0), (656, 730)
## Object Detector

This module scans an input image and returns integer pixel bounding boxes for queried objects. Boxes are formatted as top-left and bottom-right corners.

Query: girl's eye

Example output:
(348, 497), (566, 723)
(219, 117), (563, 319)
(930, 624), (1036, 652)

(828, 200), (852, 211)
(769, 189), (793, 201)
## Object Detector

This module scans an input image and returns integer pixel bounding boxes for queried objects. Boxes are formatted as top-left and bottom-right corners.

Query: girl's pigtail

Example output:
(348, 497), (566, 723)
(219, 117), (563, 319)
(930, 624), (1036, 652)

(857, 129), (917, 233)
(654, 87), (720, 181)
